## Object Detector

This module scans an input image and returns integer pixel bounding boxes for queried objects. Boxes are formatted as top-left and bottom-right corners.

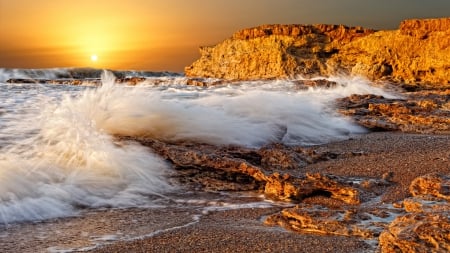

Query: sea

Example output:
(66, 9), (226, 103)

(0, 68), (396, 252)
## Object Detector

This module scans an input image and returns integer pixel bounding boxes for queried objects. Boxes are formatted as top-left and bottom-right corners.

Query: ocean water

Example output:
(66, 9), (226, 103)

(0, 68), (396, 224)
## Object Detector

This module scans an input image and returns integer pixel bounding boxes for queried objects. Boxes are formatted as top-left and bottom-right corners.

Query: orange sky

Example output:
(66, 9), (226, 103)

(1, 0), (449, 71)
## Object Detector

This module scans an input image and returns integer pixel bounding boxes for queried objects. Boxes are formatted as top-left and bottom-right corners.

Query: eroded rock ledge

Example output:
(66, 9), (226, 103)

(185, 18), (450, 87)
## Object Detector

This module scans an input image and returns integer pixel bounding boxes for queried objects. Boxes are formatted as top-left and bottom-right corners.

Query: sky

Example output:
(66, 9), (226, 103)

(0, 0), (449, 72)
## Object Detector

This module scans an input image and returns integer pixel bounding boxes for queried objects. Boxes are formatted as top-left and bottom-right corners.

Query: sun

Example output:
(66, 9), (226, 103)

(90, 54), (98, 62)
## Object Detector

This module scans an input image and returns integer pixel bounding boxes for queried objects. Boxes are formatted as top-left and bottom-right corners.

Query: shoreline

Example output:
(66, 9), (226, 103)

(91, 132), (450, 253)
(1, 132), (445, 252)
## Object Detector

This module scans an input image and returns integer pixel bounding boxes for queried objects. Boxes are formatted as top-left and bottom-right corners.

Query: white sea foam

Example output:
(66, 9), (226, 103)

(0, 72), (174, 223)
(0, 70), (397, 223)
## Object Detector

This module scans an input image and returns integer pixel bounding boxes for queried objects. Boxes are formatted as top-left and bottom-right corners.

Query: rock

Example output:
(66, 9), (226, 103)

(115, 77), (147, 85)
(379, 173), (450, 252)
(402, 196), (450, 213)
(379, 213), (450, 253)
(336, 91), (450, 133)
(131, 138), (361, 203)
(334, 18), (450, 86)
(231, 24), (374, 43)
(409, 173), (450, 201)
(6, 78), (102, 86)
(119, 137), (447, 252)
(262, 166), (449, 251)
(185, 18), (450, 87)
(399, 18), (450, 39)
(264, 205), (402, 239)
(264, 173), (360, 204)
(5, 76), (231, 87)
(265, 205), (375, 238)
(185, 24), (374, 80)
(291, 79), (338, 90)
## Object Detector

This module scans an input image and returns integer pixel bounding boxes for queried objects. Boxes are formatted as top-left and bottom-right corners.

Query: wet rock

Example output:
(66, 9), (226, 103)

(256, 144), (339, 170)
(264, 173), (360, 204)
(336, 91), (450, 133)
(379, 213), (450, 253)
(6, 77), (149, 86)
(379, 173), (450, 252)
(402, 196), (450, 213)
(115, 77), (147, 85)
(121, 137), (447, 252)
(131, 139), (362, 204)
(291, 79), (338, 90)
(265, 206), (375, 238)
(409, 173), (450, 201)
(265, 204), (403, 239)
(262, 166), (448, 252)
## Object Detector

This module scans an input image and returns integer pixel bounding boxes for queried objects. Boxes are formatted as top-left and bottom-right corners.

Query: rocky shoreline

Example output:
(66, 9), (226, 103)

(2, 133), (446, 253)
(2, 17), (449, 253)
(119, 132), (448, 253)
(92, 132), (449, 253)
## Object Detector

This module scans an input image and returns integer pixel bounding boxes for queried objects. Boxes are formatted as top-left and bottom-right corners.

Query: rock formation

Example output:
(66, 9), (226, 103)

(130, 139), (362, 203)
(265, 173), (450, 252)
(185, 18), (450, 87)
(121, 136), (449, 252)
(379, 174), (450, 253)
(336, 90), (450, 134)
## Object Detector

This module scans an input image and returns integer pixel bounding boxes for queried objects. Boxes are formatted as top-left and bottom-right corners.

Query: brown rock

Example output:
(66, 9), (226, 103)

(115, 77), (146, 85)
(265, 206), (375, 238)
(185, 18), (450, 87)
(336, 90), (450, 133)
(409, 173), (450, 201)
(403, 196), (450, 213)
(334, 18), (450, 86)
(291, 79), (338, 90)
(400, 18), (450, 38)
(379, 213), (450, 253)
(231, 24), (374, 43)
(185, 24), (373, 80)
(131, 139), (362, 204)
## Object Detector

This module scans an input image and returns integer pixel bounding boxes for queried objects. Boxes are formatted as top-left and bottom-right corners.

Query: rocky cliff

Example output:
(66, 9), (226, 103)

(185, 18), (450, 86)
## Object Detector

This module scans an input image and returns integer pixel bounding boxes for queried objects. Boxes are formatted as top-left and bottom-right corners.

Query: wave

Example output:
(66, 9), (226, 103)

(0, 71), (397, 223)
(0, 67), (182, 82)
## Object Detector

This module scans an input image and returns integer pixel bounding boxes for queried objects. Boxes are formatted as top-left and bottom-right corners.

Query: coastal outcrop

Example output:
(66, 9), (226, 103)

(185, 18), (450, 87)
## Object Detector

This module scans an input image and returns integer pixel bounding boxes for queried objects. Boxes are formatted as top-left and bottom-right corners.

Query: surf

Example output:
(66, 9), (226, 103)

(0, 70), (397, 223)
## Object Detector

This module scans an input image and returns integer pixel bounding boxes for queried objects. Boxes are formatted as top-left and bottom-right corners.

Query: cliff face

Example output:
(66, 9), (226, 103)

(185, 18), (450, 86)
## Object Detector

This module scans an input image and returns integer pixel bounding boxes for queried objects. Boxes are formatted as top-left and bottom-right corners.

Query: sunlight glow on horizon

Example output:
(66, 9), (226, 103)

(1, 0), (449, 71)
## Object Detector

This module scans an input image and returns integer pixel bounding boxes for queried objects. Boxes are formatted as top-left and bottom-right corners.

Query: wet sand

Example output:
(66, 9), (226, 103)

(1, 132), (448, 253)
